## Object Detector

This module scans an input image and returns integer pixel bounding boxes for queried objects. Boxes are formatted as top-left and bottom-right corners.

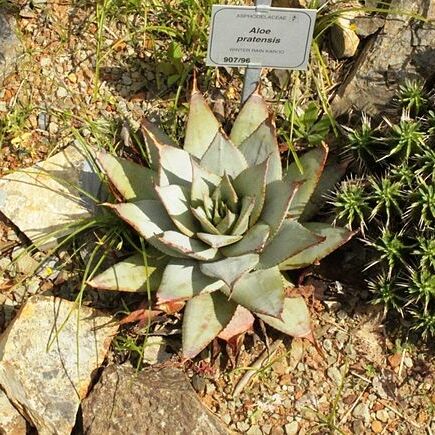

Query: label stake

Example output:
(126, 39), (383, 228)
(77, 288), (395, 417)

(241, 0), (272, 104)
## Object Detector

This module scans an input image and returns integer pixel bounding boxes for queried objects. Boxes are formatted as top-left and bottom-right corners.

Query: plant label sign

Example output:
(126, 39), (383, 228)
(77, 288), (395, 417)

(206, 5), (316, 70)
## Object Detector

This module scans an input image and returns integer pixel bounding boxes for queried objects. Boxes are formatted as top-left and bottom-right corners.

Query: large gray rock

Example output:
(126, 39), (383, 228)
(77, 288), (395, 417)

(0, 144), (101, 250)
(0, 9), (21, 83)
(0, 295), (117, 435)
(333, 0), (435, 116)
(0, 389), (26, 435)
(82, 365), (230, 435)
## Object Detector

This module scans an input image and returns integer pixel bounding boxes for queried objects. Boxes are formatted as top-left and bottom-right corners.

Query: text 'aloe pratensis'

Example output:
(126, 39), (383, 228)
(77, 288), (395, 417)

(88, 84), (353, 358)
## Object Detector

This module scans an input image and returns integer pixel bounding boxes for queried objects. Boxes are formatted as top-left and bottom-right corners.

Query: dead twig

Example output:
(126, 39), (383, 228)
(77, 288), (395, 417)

(233, 339), (282, 397)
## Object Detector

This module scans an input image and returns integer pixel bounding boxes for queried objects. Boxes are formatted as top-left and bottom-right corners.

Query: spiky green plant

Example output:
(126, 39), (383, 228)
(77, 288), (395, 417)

(329, 177), (369, 232)
(87, 85), (353, 359)
(384, 113), (427, 161)
(335, 80), (434, 339)
(342, 114), (380, 169)
(397, 79), (428, 115)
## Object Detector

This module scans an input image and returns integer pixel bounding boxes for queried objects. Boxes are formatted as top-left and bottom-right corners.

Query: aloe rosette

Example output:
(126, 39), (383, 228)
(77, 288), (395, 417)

(88, 84), (353, 358)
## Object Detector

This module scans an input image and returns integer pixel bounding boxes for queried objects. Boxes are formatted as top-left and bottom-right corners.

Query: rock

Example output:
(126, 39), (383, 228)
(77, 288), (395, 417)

(11, 248), (39, 275)
(371, 420), (383, 433)
(0, 10), (21, 84)
(142, 336), (171, 365)
(191, 374), (207, 395)
(56, 87), (68, 98)
(0, 144), (102, 250)
(330, 18), (360, 58)
(288, 338), (304, 371)
(353, 15), (385, 37)
(247, 424), (262, 435)
(81, 365), (229, 435)
(327, 366), (342, 385)
(284, 421), (299, 435)
(0, 389), (26, 435)
(376, 409), (389, 423)
(352, 403), (370, 424)
(0, 295), (117, 435)
(352, 418), (365, 434)
(333, 0), (435, 116)
(237, 421), (250, 432)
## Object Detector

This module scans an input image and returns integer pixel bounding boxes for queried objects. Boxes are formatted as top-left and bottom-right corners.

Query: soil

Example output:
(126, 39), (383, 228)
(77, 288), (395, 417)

(0, 2), (433, 434)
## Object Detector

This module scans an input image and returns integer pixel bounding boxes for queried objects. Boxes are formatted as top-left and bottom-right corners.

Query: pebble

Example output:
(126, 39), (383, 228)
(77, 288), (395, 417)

(191, 375), (206, 395)
(284, 421), (299, 435)
(56, 87), (68, 98)
(270, 426), (284, 435)
(352, 403), (370, 423)
(323, 338), (333, 352)
(327, 366), (342, 385)
(371, 420), (383, 433)
(247, 425), (262, 435)
(121, 73), (133, 86)
(262, 423), (272, 434)
(237, 421), (250, 432)
(37, 112), (48, 130)
(48, 122), (59, 134)
(353, 419), (365, 434)
(40, 57), (51, 67)
(221, 413), (231, 425)
(404, 356), (413, 368)
(0, 102), (7, 112)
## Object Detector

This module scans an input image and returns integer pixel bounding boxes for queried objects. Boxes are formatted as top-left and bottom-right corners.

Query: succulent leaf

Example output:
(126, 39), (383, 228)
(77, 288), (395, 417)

(221, 222), (270, 257)
(158, 145), (193, 187)
(191, 160), (221, 206)
(260, 180), (300, 237)
(279, 223), (354, 270)
(87, 253), (164, 292)
(157, 259), (223, 302)
(97, 152), (157, 201)
(231, 196), (256, 235)
(184, 88), (220, 159)
(239, 117), (282, 183)
(216, 208), (237, 234)
(182, 292), (238, 358)
(200, 130), (248, 177)
(233, 158), (268, 226)
(141, 118), (178, 170)
(218, 305), (255, 342)
(230, 89), (269, 147)
(155, 184), (199, 237)
(301, 160), (348, 221)
(226, 267), (284, 317)
(285, 145), (328, 218)
(257, 297), (312, 338)
(216, 173), (239, 212)
(191, 206), (221, 235)
(155, 230), (219, 261)
(107, 200), (173, 239)
(196, 232), (243, 248)
(200, 253), (259, 287)
(258, 220), (324, 269)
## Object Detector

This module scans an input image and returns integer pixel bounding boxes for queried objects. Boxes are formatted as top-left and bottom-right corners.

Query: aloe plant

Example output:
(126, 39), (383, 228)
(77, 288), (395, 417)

(88, 84), (353, 358)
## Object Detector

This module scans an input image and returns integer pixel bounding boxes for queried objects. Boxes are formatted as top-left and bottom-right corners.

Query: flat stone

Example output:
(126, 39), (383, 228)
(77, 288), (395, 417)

(327, 366), (342, 385)
(0, 10), (22, 84)
(0, 144), (101, 250)
(82, 365), (229, 435)
(142, 336), (171, 365)
(352, 403), (370, 424)
(0, 389), (26, 435)
(284, 421), (299, 435)
(333, 0), (435, 116)
(0, 295), (117, 435)
(330, 18), (360, 58)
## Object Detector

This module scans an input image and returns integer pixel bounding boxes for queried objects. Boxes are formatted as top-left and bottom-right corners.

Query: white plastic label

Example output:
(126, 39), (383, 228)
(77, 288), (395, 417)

(206, 5), (317, 70)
